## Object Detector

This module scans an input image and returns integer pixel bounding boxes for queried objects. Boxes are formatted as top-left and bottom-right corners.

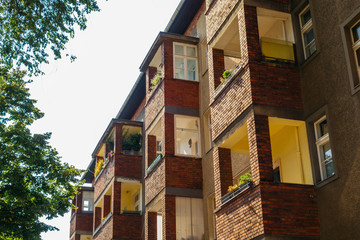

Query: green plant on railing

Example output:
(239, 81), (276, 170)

(150, 73), (163, 91)
(220, 69), (234, 84)
(227, 173), (252, 193)
(94, 158), (104, 178)
(122, 129), (142, 152)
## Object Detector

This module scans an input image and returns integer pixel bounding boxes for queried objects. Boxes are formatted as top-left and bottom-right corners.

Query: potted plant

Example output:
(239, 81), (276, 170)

(122, 129), (142, 155)
(220, 69), (234, 84)
(222, 173), (252, 204)
(150, 73), (163, 91)
(94, 158), (104, 178)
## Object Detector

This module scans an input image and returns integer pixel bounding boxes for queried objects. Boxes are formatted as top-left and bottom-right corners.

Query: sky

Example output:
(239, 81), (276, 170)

(27, 0), (181, 239)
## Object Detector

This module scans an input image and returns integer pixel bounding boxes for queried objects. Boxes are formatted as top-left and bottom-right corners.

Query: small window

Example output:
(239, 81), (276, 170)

(350, 20), (360, 87)
(174, 43), (198, 81)
(314, 117), (334, 181)
(156, 140), (162, 155)
(82, 191), (94, 212)
(175, 116), (200, 156)
(299, 5), (317, 59)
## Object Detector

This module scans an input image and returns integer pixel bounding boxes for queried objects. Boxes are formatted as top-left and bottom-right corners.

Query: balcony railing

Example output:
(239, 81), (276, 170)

(260, 37), (295, 64)
(146, 154), (163, 175)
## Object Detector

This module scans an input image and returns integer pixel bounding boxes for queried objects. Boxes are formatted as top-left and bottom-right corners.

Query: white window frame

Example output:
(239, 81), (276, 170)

(174, 115), (201, 157)
(173, 43), (198, 81)
(82, 191), (94, 212)
(314, 116), (334, 181)
(350, 19), (360, 87)
(299, 4), (316, 59)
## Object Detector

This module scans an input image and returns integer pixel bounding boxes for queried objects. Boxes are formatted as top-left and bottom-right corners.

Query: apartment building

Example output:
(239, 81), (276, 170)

(70, 0), (360, 239)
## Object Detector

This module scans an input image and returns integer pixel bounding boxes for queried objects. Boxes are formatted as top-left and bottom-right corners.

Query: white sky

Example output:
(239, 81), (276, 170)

(28, 0), (180, 239)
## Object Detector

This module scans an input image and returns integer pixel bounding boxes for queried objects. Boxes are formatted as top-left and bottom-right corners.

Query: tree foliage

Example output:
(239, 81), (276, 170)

(0, 0), (100, 75)
(0, 68), (83, 239)
(0, 0), (100, 239)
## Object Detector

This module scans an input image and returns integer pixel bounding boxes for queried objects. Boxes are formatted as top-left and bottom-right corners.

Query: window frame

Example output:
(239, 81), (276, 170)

(82, 191), (94, 212)
(173, 43), (199, 81)
(299, 4), (317, 59)
(314, 116), (334, 181)
(174, 115), (201, 157)
(350, 19), (360, 89)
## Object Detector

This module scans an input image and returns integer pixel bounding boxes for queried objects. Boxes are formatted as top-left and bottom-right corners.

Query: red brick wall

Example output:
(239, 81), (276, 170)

(164, 112), (175, 156)
(163, 195), (176, 240)
(113, 214), (142, 240)
(145, 160), (165, 205)
(113, 182), (121, 215)
(94, 207), (102, 230)
(165, 156), (203, 189)
(211, 66), (252, 140)
(147, 135), (157, 168)
(261, 182), (320, 236)
(70, 212), (93, 236)
(250, 62), (303, 110)
(93, 214), (113, 240)
(131, 97), (146, 121)
(147, 66), (158, 93)
(213, 147), (233, 207)
(164, 79), (199, 110)
(211, 48), (225, 89)
(103, 195), (111, 217)
(114, 123), (122, 156)
(247, 114), (274, 185)
(94, 160), (114, 201)
(114, 154), (142, 179)
(162, 40), (173, 81)
(215, 185), (264, 240)
(145, 80), (165, 130)
(184, 1), (206, 36)
(146, 212), (158, 240)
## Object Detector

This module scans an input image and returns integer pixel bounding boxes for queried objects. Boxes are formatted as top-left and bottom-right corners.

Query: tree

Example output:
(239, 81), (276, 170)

(0, 0), (100, 238)
(0, 68), (83, 239)
(0, 0), (100, 75)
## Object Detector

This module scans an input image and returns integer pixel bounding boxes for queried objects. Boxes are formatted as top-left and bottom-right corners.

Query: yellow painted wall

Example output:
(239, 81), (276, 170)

(270, 125), (313, 185)
(121, 183), (141, 211)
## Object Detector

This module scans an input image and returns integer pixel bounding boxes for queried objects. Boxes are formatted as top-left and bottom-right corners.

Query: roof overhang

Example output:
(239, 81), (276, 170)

(139, 32), (199, 72)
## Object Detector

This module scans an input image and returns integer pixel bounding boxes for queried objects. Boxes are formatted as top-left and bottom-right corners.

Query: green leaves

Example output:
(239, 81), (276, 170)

(0, 68), (83, 239)
(0, 0), (100, 75)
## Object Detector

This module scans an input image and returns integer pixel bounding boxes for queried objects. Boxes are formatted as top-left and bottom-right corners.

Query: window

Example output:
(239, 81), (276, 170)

(176, 197), (205, 240)
(174, 43), (198, 81)
(82, 191), (94, 212)
(175, 116), (200, 156)
(299, 5), (316, 59)
(350, 20), (360, 88)
(314, 116), (334, 181)
(133, 190), (140, 211)
(156, 140), (162, 155)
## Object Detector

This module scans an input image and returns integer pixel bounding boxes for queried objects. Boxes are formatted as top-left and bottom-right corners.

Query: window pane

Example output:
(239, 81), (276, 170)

(355, 48), (360, 66)
(322, 142), (332, 160)
(175, 45), (184, 55)
(305, 41), (317, 58)
(186, 46), (196, 57)
(324, 161), (335, 178)
(319, 119), (328, 136)
(176, 117), (199, 130)
(187, 59), (197, 81)
(175, 57), (185, 79)
(304, 28), (315, 45)
(301, 8), (311, 27)
(176, 117), (200, 156)
(352, 21), (360, 43)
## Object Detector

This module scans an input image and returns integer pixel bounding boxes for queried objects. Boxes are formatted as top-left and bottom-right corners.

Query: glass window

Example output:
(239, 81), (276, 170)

(176, 197), (204, 240)
(175, 116), (200, 156)
(174, 43), (198, 81)
(351, 20), (360, 87)
(299, 5), (316, 59)
(314, 117), (334, 181)
(82, 191), (94, 212)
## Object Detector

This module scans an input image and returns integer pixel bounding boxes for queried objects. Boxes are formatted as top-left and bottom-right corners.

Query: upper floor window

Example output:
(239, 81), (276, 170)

(299, 5), (317, 59)
(175, 115), (200, 156)
(82, 191), (94, 212)
(351, 20), (360, 88)
(314, 116), (334, 181)
(174, 43), (198, 81)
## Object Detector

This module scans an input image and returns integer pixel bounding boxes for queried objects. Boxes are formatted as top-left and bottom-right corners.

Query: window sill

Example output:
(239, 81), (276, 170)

(300, 50), (320, 69)
(174, 153), (201, 159)
(172, 78), (199, 83)
(315, 173), (338, 189)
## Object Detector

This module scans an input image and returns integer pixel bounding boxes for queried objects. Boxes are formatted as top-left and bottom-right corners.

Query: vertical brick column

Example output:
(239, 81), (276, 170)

(238, 4), (261, 64)
(162, 40), (173, 80)
(212, 48), (225, 89)
(213, 147), (233, 208)
(114, 123), (123, 156)
(145, 211), (158, 240)
(75, 234), (81, 240)
(94, 207), (102, 230)
(148, 135), (157, 167)
(247, 114), (274, 185)
(147, 66), (158, 93)
(103, 195), (111, 217)
(163, 195), (176, 240)
(164, 113), (174, 156)
(113, 182), (121, 214)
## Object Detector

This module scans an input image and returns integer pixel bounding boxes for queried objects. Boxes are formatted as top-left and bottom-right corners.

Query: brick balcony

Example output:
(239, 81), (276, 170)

(70, 212), (93, 237)
(93, 213), (142, 240)
(215, 182), (319, 239)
